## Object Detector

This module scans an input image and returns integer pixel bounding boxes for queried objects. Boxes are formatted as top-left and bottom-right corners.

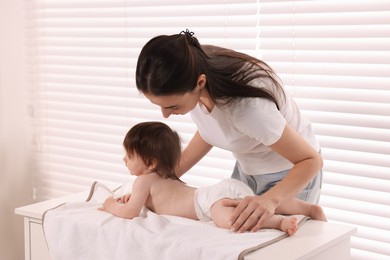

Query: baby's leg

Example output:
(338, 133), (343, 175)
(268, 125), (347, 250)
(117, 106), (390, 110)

(263, 215), (298, 236)
(210, 198), (237, 229)
(276, 198), (327, 221)
(210, 198), (298, 235)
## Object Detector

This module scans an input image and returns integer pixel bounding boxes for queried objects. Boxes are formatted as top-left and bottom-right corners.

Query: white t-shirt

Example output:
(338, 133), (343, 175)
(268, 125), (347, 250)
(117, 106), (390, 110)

(190, 79), (320, 175)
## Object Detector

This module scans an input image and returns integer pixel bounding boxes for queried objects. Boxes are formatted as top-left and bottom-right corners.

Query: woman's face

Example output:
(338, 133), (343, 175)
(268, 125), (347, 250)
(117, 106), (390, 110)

(144, 87), (202, 118)
(143, 74), (206, 118)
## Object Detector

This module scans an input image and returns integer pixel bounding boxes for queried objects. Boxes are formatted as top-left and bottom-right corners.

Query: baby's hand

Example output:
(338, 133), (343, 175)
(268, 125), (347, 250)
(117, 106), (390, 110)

(98, 196), (116, 211)
(116, 193), (131, 203)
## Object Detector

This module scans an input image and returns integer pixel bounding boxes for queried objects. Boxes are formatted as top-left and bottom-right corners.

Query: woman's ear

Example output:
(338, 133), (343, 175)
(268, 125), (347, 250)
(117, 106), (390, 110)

(196, 74), (207, 90)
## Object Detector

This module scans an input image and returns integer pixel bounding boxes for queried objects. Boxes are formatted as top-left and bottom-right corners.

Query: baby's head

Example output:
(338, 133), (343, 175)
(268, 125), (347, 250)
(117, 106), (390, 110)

(123, 121), (181, 180)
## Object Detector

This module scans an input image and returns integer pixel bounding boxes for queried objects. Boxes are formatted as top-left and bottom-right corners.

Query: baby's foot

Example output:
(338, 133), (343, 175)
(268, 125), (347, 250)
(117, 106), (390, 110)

(280, 216), (298, 236)
(309, 204), (327, 221)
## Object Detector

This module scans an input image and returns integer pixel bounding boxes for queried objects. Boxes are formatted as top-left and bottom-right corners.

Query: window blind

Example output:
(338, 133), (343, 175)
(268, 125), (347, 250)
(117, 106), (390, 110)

(256, 1), (390, 259)
(24, 0), (389, 259)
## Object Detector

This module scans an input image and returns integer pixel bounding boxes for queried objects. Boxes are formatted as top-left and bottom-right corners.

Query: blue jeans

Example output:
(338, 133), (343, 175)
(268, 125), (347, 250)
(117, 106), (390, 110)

(231, 162), (322, 204)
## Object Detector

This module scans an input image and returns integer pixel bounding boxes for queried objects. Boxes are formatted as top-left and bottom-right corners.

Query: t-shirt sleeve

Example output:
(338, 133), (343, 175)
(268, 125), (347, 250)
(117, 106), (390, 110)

(231, 98), (286, 146)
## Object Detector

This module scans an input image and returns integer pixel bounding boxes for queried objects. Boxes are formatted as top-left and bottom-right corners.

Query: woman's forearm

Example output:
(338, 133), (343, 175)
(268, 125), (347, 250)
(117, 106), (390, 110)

(266, 124), (323, 206)
(177, 131), (212, 177)
(265, 154), (323, 207)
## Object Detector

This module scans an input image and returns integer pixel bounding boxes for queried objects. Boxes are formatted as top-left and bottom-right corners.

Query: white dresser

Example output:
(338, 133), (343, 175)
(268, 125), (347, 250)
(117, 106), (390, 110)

(15, 192), (356, 260)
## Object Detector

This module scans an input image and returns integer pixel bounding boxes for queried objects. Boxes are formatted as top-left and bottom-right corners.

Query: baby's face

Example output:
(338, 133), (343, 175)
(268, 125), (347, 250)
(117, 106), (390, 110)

(123, 152), (150, 176)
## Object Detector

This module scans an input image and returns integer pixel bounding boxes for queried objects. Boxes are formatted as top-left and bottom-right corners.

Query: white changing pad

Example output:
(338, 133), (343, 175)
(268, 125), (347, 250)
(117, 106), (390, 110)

(43, 181), (308, 260)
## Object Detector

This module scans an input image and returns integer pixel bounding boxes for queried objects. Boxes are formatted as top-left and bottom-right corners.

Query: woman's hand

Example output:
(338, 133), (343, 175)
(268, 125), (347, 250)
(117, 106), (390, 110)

(229, 195), (277, 232)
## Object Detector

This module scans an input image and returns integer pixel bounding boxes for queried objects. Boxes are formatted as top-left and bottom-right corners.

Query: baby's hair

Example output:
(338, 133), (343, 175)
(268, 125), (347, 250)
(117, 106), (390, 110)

(123, 121), (182, 181)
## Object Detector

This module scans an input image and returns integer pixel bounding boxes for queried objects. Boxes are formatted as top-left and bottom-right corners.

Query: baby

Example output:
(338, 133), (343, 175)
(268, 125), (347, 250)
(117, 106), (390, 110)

(99, 121), (326, 235)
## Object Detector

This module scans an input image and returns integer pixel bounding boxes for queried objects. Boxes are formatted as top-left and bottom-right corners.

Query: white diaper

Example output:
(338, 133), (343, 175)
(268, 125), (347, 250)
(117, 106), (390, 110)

(194, 178), (254, 222)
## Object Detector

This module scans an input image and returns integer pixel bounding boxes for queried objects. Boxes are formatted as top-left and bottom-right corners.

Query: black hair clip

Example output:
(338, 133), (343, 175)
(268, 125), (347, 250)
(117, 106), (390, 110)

(180, 29), (196, 45)
(180, 29), (194, 37)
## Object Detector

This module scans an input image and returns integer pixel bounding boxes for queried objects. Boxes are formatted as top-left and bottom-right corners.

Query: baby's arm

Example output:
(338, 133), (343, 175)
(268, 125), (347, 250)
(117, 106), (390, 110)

(99, 176), (151, 219)
(117, 193), (131, 203)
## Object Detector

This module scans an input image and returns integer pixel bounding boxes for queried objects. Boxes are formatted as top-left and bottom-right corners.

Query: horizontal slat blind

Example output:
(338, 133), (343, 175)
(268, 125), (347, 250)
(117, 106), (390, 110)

(257, 1), (390, 259)
(25, 0), (390, 258)
(25, 0), (259, 199)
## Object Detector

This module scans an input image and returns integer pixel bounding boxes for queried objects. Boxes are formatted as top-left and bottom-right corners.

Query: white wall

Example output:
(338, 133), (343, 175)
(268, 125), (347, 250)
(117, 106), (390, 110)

(0, 1), (33, 259)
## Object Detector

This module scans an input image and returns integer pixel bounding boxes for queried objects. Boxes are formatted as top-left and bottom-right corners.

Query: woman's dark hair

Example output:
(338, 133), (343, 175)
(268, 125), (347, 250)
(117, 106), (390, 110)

(135, 30), (285, 109)
(123, 121), (182, 181)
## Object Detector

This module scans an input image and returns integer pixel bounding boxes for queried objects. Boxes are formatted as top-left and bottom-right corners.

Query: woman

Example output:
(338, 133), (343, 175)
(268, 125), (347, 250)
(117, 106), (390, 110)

(135, 30), (323, 233)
